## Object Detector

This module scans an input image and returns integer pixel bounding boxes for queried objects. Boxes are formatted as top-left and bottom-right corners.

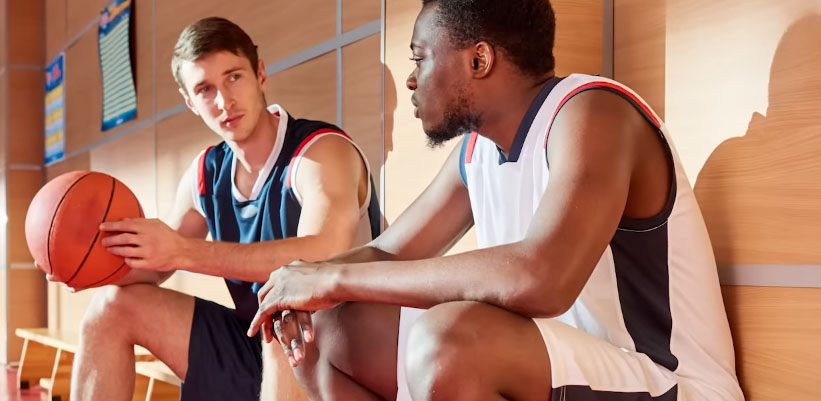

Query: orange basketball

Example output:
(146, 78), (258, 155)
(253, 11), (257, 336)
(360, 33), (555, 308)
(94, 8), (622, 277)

(24, 171), (143, 289)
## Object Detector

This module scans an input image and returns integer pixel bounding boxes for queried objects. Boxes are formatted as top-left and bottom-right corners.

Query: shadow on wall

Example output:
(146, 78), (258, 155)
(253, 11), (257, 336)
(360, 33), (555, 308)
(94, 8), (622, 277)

(383, 65), (398, 162)
(694, 14), (821, 266)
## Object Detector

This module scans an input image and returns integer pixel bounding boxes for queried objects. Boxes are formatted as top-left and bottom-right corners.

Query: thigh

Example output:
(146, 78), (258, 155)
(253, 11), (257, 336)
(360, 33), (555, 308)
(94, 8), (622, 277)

(408, 301), (553, 401)
(181, 297), (265, 401)
(89, 284), (196, 379)
(535, 318), (679, 401)
(310, 302), (401, 400)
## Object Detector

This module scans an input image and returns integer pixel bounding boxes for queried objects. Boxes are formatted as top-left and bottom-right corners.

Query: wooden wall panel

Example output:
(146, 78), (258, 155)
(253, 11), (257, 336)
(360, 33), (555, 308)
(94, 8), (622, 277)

(342, 35), (382, 190)
(45, 0), (67, 63)
(343, 0), (381, 32)
(6, 268), (47, 363)
(64, 30), (103, 155)
(0, 0), (6, 69)
(0, 270), (6, 362)
(722, 286), (821, 401)
(8, 0), (44, 65)
(45, 152), (91, 181)
(154, 0), (336, 113)
(90, 127), (157, 218)
(7, 170), (43, 264)
(613, 0), (665, 118)
(666, 0), (821, 181)
(134, 0), (154, 124)
(690, 6), (821, 265)
(553, 0), (603, 76)
(266, 52), (337, 126)
(8, 69), (45, 165)
(0, 73), (7, 168)
(155, 112), (218, 220)
(66, 0), (107, 42)
(0, 170), (7, 268)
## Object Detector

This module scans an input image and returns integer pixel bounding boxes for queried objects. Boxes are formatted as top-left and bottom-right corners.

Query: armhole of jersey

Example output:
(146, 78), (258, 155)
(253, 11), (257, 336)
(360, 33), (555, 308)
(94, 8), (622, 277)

(460, 132), (479, 187)
(287, 129), (371, 213)
(191, 147), (212, 218)
(542, 81), (677, 229)
(543, 82), (662, 150)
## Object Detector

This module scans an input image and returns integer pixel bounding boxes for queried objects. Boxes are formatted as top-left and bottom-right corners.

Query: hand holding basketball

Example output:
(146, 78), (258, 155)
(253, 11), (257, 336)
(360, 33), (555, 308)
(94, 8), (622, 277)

(100, 218), (191, 272)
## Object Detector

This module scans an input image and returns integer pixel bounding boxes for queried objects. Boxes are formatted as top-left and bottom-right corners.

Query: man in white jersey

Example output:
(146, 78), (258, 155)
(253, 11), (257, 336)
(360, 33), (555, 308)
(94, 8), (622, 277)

(249, 1), (744, 400)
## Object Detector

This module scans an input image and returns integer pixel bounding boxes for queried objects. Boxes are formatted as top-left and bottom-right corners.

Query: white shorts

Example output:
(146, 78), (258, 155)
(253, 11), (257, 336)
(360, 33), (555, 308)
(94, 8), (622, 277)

(395, 307), (727, 401)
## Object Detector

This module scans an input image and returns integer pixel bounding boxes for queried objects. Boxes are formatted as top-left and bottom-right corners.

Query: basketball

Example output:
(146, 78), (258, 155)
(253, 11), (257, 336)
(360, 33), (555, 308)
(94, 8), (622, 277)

(24, 171), (144, 289)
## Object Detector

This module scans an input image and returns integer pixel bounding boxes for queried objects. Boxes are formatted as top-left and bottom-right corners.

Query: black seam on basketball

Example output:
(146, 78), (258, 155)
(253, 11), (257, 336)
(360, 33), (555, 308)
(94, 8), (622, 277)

(46, 172), (94, 276)
(85, 261), (127, 288)
(65, 177), (116, 287)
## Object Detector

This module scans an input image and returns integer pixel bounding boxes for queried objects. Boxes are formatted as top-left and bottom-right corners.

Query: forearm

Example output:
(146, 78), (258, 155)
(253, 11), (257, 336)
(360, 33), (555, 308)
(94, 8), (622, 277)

(328, 243), (564, 317)
(181, 235), (350, 283)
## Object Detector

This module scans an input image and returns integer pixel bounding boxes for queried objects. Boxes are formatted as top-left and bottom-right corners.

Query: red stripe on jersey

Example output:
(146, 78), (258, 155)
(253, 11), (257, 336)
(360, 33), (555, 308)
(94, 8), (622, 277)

(543, 82), (660, 148)
(285, 129), (351, 188)
(198, 146), (215, 196)
(464, 132), (479, 164)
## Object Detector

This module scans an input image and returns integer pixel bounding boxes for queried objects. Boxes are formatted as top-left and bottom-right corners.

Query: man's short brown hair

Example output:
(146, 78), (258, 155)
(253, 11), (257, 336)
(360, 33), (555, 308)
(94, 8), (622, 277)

(171, 17), (260, 91)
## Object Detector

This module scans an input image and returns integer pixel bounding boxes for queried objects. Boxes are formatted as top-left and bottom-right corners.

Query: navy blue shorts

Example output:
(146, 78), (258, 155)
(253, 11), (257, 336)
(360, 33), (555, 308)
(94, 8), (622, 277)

(181, 297), (263, 401)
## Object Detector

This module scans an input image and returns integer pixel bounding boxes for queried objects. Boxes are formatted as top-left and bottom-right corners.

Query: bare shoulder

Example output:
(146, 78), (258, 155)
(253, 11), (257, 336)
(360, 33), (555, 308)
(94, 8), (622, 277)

(299, 133), (361, 164)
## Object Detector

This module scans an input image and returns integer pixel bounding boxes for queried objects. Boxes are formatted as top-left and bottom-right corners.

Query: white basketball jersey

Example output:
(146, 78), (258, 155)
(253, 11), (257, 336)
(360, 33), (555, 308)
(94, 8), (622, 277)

(459, 74), (742, 398)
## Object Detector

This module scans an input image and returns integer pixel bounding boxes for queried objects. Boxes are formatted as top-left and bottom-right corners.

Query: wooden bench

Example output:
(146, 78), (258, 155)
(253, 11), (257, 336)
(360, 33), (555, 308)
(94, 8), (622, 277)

(16, 328), (180, 401)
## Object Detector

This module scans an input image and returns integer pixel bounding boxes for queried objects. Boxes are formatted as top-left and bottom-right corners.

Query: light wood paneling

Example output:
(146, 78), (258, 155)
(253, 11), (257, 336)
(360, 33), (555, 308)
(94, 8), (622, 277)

(45, 0), (67, 63)
(7, 170), (44, 264)
(0, 0), (7, 69)
(64, 30), (103, 155)
(0, 169), (6, 268)
(0, 73), (7, 168)
(613, 0), (665, 118)
(343, 0), (381, 32)
(722, 286), (821, 401)
(553, 0), (603, 76)
(154, 0), (336, 112)
(155, 111), (218, 220)
(266, 51), (337, 126)
(8, 69), (45, 165)
(666, 0), (821, 181)
(342, 34), (382, 191)
(134, 0), (154, 124)
(66, 0), (107, 43)
(8, 0), (44, 66)
(0, 269), (7, 362)
(693, 11), (821, 265)
(45, 152), (91, 182)
(6, 269), (47, 364)
(90, 127), (157, 218)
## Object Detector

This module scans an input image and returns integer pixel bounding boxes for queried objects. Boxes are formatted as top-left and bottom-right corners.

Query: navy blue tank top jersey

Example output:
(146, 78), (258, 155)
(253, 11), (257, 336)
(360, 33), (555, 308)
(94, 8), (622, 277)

(195, 105), (382, 321)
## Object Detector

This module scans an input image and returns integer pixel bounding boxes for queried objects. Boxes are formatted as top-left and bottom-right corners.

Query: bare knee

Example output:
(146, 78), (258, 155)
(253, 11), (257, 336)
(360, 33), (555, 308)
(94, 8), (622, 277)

(405, 302), (494, 401)
(80, 284), (154, 343)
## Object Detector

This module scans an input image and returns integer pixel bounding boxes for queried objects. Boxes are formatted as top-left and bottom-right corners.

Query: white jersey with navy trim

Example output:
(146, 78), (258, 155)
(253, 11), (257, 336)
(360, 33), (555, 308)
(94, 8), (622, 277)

(397, 74), (743, 401)
(463, 74), (741, 400)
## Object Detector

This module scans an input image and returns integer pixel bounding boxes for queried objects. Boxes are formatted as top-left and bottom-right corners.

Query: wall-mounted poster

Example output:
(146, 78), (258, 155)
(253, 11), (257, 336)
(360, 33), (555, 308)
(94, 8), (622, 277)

(98, 0), (137, 131)
(44, 53), (66, 165)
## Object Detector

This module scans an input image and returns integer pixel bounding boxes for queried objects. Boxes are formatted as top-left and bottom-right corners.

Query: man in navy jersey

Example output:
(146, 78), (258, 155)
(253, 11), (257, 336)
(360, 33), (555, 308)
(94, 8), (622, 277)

(61, 17), (381, 401)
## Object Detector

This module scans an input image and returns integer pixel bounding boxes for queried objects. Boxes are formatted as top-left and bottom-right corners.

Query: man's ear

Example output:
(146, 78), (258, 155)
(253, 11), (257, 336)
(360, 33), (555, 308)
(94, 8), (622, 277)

(258, 59), (268, 86)
(179, 87), (200, 116)
(471, 41), (495, 79)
